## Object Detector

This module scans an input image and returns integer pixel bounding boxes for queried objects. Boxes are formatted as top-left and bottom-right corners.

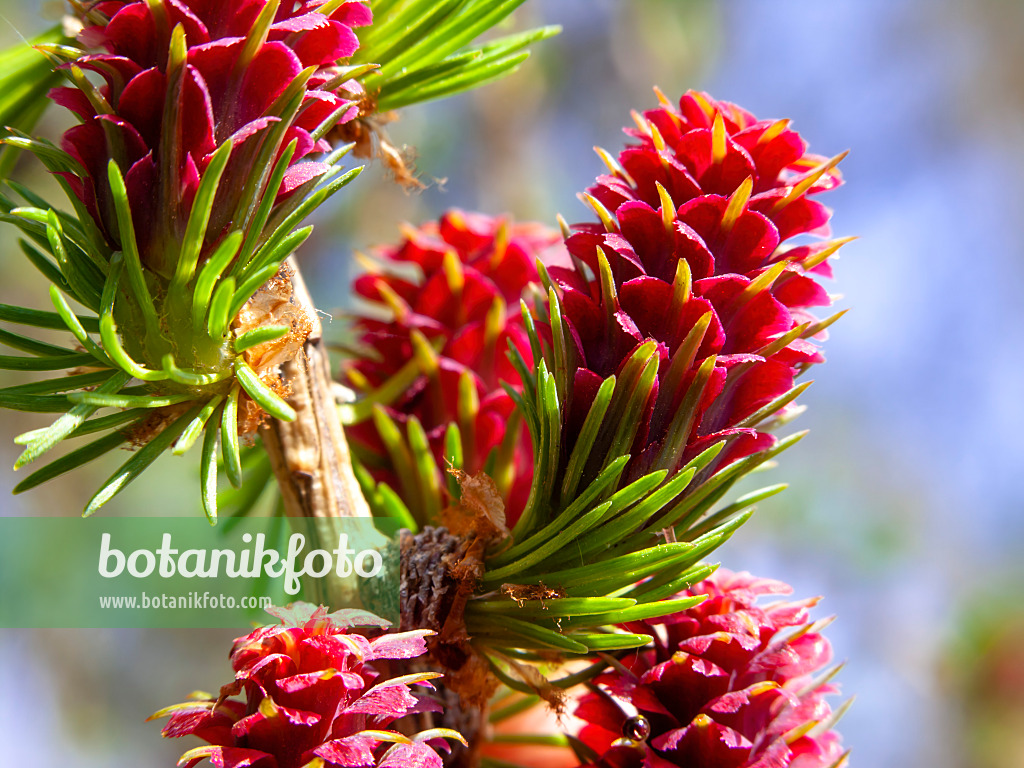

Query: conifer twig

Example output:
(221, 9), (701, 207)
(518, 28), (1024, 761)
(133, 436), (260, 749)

(260, 259), (370, 520)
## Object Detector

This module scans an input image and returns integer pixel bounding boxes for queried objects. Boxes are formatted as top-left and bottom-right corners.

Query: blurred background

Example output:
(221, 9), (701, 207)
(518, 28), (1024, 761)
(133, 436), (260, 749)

(2, 0), (1024, 766)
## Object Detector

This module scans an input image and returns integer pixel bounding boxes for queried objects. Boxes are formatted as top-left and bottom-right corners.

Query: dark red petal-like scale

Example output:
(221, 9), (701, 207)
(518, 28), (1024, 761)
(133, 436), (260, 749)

(186, 0), (263, 36)
(346, 212), (559, 525)
(115, 67), (166, 149)
(448, 322), (528, 389)
(187, 37), (241, 112)
(688, 276), (791, 354)
(231, 703), (322, 756)
(279, 160), (330, 196)
(733, 128), (805, 190)
(180, 65), (218, 161)
(615, 202), (676, 280)
(345, 681), (421, 718)
(772, 272), (832, 309)
(414, 268), (500, 328)
(296, 90), (352, 137)
(699, 358), (794, 434)
(574, 571), (844, 768)
(752, 194), (832, 241)
(160, 608), (442, 768)
(555, 91), (846, 482)
(671, 128), (757, 197)
(677, 197), (780, 276)
(565, 367), (605, 440)
(59, 0), (371, 268)
(653, 718), (756, 768)
(367, 631), (430, 661)
(684, 428), (775, 468)
(286, 16), (360, 65)
(246, 41), (303, 115)
(76, 55), (144, 101)
(378, 742), (445, 768)
(618, 278), (724, 357)
(566, 227), (647, 284)
(314, 734), (379, 767)
(166, 0), (212, 42)
(189, 745), (276, 768)
(103, 4), (159, 67)
(48, 86), (94, 121)
(330, 1), (375, 29)
(477, 241), (540, 303)
(124, 151), (159, 236)
(557, 285), (644, 379)
(162, 701), (243, 743)
(617, 147), (701, 212)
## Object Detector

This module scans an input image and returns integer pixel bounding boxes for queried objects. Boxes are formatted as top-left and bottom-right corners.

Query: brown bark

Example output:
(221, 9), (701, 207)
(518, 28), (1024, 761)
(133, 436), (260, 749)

(259, 258), (370, 520)
(259, 261), (486, 765)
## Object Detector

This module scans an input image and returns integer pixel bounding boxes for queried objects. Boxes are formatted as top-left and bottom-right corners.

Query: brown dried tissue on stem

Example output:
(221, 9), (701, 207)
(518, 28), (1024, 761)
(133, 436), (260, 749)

(397, 469), (515, 767)
(239, 257), (370, 520)
(401, 469), (511, 699)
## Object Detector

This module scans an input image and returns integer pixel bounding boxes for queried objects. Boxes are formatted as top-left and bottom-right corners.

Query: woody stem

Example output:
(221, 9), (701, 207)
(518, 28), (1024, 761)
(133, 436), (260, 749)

(260, 257), (371, 521)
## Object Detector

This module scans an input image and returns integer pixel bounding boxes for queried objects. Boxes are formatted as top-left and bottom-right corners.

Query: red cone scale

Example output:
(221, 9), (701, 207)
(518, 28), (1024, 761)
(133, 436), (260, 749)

(154, 604), (461, 768)
(58, 0), (371, 274)
(346, 210), (561, 524)
(574, 571), (846, 768)
(554, 90), (848, 477)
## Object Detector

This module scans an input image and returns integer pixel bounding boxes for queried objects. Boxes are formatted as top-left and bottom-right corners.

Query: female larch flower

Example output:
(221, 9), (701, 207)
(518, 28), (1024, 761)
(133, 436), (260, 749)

(152, 604), (462, 768)
(553, 89), (848, 479)
(345, 210), (561, 525)
(3, 1), (376, 519)
(59, 0), (371, 274)
(573, 571), (846, 768)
